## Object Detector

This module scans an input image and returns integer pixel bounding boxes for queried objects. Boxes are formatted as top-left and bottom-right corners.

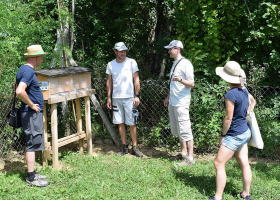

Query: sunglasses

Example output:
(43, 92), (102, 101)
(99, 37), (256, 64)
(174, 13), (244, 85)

(169, 47), (178, 50)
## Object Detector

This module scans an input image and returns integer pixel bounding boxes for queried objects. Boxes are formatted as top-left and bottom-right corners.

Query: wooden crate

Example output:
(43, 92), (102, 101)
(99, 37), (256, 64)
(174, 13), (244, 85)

(35, 67), (92, 101)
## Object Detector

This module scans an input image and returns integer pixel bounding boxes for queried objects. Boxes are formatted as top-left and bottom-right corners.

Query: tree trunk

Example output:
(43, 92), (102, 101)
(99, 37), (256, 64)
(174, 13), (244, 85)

(159, 24), (172, 79)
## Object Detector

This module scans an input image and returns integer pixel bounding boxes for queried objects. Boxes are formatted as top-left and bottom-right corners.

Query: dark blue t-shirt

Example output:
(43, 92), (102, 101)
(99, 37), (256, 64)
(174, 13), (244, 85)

(16, 65), (44, 112)
(224, 88), (248, 136)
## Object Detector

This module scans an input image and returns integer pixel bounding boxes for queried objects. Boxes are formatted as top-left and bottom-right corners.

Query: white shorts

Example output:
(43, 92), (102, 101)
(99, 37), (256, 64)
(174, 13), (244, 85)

(168, 105), (193, 142)
(112, 98), (138, 126)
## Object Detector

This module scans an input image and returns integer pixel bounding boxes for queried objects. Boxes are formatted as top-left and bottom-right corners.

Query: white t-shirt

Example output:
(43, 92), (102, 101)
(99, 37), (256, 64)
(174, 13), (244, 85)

(169, 58), (194, 107)
(106, 57), (139, 99)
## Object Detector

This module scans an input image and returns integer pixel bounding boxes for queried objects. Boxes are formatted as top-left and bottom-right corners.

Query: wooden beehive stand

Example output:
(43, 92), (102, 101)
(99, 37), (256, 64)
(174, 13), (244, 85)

(35, 66), (95, 169)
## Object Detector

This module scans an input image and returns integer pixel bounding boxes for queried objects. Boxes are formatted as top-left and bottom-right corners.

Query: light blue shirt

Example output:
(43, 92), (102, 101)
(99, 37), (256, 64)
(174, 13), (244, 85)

(169, 58), (194, 107)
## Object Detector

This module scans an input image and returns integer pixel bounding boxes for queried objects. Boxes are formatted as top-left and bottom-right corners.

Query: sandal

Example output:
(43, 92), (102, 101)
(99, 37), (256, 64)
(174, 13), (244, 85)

(209, 196), (223, 200)
(240, 192), (251, 200)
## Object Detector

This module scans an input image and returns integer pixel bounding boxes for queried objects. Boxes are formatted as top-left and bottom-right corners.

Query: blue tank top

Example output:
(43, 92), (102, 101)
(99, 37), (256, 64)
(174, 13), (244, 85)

(224, 88), (249, 136)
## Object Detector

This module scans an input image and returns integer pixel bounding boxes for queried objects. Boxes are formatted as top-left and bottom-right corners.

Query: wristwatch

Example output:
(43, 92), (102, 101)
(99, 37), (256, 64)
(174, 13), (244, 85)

(179, 78), (182, 82)
(220, 131), (226, 137)
(135, 94), (140, 98)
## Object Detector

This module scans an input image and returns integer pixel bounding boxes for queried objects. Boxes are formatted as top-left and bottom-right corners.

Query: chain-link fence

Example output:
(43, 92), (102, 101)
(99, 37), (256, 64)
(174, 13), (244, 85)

(92, 79), (280, 157)
(1, 78), (280, 162)
(0, 85), (26, 164)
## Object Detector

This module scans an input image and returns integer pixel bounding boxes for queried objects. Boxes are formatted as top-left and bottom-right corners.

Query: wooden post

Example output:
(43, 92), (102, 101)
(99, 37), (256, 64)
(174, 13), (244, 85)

(85, 96), (92, 155)
(90, 94), (122, 147)
(51, 103), (59, 169)
(42, 103), (48, 166)
(75, 98), (83, 154)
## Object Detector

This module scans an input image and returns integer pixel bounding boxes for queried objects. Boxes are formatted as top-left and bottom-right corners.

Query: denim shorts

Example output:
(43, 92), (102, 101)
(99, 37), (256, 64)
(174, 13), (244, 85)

(222, 128), (251, 151)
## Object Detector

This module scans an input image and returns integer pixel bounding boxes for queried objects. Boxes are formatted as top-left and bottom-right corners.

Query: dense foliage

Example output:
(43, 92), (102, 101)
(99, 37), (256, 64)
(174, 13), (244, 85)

(0, 0), (279, 83)
(176, 0), (280, 85)
(0, 0), (279, 157)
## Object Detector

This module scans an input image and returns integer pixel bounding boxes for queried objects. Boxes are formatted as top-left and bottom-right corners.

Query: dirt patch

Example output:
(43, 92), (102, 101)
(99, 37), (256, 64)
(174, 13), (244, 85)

(0, 141), (278, 173)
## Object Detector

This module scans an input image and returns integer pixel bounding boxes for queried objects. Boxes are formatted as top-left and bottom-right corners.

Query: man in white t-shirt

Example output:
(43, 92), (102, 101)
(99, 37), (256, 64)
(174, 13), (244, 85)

(163, 40), (195, 166)
(106, 42), (143, 157)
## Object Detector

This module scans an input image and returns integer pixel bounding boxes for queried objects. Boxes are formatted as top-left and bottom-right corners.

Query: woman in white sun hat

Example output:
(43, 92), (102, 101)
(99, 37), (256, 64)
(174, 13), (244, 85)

(210, 61), (256, 200)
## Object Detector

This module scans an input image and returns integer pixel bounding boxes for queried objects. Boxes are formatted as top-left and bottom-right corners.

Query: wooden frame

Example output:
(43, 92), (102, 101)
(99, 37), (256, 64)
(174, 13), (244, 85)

(42, 89), (95, 169)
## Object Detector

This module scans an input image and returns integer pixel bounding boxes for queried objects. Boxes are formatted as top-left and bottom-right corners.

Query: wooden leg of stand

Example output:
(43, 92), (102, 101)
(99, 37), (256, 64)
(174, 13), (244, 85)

(51, 103), (59, 169)
(75, 98), (83, 154)
(85, 96), (92, 155)
(42, 103), (48, 166)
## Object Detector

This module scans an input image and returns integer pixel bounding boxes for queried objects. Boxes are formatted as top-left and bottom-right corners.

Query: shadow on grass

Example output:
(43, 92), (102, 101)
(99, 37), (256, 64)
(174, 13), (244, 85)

(172, 160), (280, 198)
(235, 162), (280, 181)
(173, 168), (222, 197)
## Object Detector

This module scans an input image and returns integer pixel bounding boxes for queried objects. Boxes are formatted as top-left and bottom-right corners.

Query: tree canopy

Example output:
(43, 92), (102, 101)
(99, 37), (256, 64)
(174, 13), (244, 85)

(0, 0), (279, 86)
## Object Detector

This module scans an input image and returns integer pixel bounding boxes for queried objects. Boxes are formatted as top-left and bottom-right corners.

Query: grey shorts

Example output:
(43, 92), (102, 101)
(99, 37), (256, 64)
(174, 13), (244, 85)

(21, 111), (44, 152)
(112, 98), (138, 125)
(168, 105), (193, 142)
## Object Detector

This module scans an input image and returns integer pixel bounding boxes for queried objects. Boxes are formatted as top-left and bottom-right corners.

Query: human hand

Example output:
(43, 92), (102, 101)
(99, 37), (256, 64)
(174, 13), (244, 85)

(164, 96), (169, 107)
(31, 104), (40, 113)
(107, 98), (112, 109)
(219, 136), (225, 146)
(134, 97), (140, 107)
(171, 73), (180, 82)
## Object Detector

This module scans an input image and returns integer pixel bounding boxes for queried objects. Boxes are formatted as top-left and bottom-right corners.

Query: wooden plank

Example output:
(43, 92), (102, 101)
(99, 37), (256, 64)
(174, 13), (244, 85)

(51, 103), (59, 169)
(58, 133), (86, 148)
(90, 94), (122, 147)
(75, 98), (83, 154)
(42, 103), (48, 166)
(57, 131), (85, 143)
(48, 89), (95, 104)
(85, 96), (92, 155)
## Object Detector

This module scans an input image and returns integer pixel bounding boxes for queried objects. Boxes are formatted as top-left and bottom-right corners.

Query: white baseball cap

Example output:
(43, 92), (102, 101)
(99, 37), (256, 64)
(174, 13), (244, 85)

(164, 40), (184, 49)
(114, 42), (128, 51)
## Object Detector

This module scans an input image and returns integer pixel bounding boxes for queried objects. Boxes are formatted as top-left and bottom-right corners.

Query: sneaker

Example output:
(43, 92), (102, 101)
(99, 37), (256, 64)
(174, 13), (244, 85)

(26, 177), (50, 187)
(35, 171), (47, 180)
(169, 153), (188, 161)
(240, 192), (251, 200)
(132, 145), (143, 157)
(176, 158), (195, 166)
(116, 145), (129, 156)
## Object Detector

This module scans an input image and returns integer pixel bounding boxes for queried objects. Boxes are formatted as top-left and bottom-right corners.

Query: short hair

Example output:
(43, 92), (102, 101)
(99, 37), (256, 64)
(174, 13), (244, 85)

(179, 48), (183, 54)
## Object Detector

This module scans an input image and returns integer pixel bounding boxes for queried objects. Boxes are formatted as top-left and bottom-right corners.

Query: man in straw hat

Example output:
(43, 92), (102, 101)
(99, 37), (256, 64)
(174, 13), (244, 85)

(16, 45), (49, 187)
(163, 40), (195, 166)
(210, 61), (256, 200)
(106, 42), (143, 157)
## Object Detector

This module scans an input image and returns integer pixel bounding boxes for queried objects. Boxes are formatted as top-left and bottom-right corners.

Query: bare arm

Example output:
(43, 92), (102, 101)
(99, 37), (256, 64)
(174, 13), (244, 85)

(16, 82), (40, 112)
(219, 98), (234, 144)
(133, 71), (140, 107)
(221, 98), (234, 134)
(172, 72), (195, 88)
(106, 74), (113, 109)
(164, 93), (170, 107)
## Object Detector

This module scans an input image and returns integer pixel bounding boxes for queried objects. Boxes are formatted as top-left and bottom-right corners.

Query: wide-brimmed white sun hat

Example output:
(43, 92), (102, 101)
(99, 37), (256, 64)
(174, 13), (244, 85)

(24, 45), (48, 57)
(164, 40), (184, 49)
(114, 42), (128, 51)
(216, 61), (246, 86)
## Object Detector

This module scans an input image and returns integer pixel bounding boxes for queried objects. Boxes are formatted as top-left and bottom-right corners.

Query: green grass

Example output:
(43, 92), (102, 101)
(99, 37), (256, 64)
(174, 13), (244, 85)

(0, 152), (280, 199)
